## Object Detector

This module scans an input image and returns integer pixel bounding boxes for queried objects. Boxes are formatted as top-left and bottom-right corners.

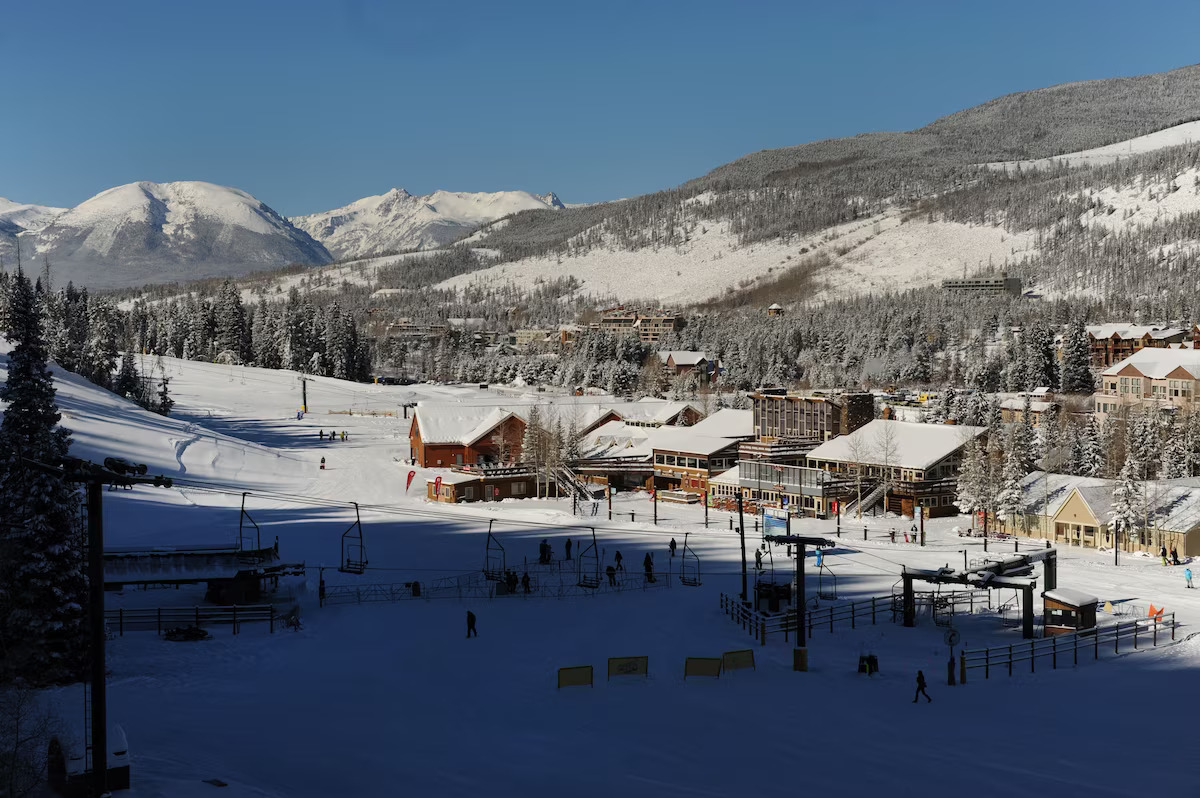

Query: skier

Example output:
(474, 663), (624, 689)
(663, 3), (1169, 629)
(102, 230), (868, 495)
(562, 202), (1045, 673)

(816, 549), (824, 569)
(1171, 547), (1180, 566)
(669, 538), (677, 557)
(614, 550), (624, 571)
(1161, 545), (1169, 566)
(890, 529), (896, 544)
(913, 670), (931, 703)
(466, 610), (477, 638)
(1187, 568), (1194, 589)
(565, 538), (573, 560)
(521, 572), (531, 594)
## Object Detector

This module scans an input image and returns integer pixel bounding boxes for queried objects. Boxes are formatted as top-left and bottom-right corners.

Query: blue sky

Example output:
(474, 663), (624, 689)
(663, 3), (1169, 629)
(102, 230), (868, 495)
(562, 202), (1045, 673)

(4, 0), (1200, 216)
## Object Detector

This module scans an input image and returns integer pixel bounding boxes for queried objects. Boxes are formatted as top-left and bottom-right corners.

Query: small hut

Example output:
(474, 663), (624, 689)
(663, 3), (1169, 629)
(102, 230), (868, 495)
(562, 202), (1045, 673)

(1042, 588), (1099, 637)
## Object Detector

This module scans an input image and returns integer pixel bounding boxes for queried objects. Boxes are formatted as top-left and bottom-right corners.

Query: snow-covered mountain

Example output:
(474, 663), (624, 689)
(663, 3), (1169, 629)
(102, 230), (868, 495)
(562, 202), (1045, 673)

(290, 188), (564, 260)
(0, 197), (67, 269)
(30, 181), (331, 290)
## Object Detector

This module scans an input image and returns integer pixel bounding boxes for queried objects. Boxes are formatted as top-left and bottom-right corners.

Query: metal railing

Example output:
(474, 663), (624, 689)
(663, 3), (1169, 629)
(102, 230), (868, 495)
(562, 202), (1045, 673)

(961, 613), (1178, 680)
(104, 604), (277, 635)
(720, 593), (896, 645)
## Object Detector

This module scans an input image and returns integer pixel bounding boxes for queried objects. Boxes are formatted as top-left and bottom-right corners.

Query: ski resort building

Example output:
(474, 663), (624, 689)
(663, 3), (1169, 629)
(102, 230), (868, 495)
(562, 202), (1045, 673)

(1014, 472), (1200, 556)
(409, 405), (530, 468)
(1093, 347), (1200, 421)
(650, 427), (742, 495)
(657, 351), (714, 383)
(804, 419), (987, 518)
(426, 465), (542, 503)
(598, 306), (681, 343)
(1086, 324), (1189, 368)
(941, 273), (1023, 297)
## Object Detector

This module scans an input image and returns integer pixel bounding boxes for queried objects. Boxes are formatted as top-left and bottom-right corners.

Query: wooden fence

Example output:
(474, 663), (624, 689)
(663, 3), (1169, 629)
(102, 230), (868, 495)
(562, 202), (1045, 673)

(961, 613), (1178, 680)
(104, 605), (277, 635)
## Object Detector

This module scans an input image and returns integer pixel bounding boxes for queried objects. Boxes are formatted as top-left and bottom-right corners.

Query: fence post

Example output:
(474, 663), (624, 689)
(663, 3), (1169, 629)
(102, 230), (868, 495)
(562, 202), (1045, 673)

(1172, 613), (1176, 641)
(1052, 636), (1056, 669)
(851, 601), (856, 630)
(157, 607), (162, 636)
(1008, 644), (1013, 677)
(1030, 640), (1035, 673)
(1115, 622), (1120, 654)
(1154, 617), (1158, 647)
(270, 606), (275, 634)
(233, 605), (238, 635)
(119, 608), (124, 637)
(195, 606), (201, 629)
(1134, 622), (1138, 650)
(959, 652), (967, 685)
(984, 649), (989, 680)
(1073, 633), (1078, 666)
(872, 597), (877, 625)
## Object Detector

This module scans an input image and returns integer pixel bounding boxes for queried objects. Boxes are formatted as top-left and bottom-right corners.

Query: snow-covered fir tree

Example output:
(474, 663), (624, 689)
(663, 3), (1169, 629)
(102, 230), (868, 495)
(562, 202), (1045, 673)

(1109, 454), (1143, 547)
(1059, 319), (1094, 393)
(0, 269), (87, 686)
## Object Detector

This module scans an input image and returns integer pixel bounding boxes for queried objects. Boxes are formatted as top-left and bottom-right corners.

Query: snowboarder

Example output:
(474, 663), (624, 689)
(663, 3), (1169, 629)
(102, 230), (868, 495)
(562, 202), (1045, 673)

(466, 610), (477, 638)
(565, 538), (573, 560)
(669, 538), (677, 557)
(643, 552), (655, 583)
(913, 670), (931, 703)
(614, 551), (624, 571)
(1171, 547), (1180, 566)
(606, 565), (617, 586)
(521, 572), (531, 594)
(1187, 568), (1194, 589)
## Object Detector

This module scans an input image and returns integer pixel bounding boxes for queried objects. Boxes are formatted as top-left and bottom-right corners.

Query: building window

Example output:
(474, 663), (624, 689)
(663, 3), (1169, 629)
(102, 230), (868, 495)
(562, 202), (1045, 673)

(463, 486), (475, 500)
(513, 481), (526, 496)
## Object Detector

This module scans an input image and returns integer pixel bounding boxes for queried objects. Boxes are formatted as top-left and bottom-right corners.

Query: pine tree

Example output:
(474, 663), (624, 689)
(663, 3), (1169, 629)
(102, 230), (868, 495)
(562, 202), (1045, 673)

(113, 350), (140, 400)
(995, 441), (1026, 533)
(1109, 454), (1143, 547)
(955, 441), (987, 520)
(1080, 416), (1104, 477)
(1161, 417), (1189, 479)
(1059, 319), (1094, 393)
(0, 269), (87, 685)
(156, 376), (174, 416)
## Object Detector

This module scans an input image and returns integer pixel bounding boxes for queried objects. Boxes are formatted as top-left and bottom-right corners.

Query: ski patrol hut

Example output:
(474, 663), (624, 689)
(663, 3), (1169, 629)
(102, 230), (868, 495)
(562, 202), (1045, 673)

(1041, 588), (1099, 637)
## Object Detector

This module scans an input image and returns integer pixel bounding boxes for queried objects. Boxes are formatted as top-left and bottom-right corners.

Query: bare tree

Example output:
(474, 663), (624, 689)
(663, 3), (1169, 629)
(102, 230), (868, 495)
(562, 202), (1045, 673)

(874, 422), (900, 512)
(0, 687), (53, 798)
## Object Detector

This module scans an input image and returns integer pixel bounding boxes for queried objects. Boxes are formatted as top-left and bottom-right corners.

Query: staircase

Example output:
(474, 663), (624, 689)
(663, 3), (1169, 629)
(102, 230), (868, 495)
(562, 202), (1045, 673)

(555, 465), (600, 503)
(843, 481), (887, 518)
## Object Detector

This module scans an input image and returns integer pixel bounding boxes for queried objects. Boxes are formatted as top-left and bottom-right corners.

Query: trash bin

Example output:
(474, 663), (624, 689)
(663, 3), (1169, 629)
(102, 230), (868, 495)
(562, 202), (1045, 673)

(793, 647), (808, 672)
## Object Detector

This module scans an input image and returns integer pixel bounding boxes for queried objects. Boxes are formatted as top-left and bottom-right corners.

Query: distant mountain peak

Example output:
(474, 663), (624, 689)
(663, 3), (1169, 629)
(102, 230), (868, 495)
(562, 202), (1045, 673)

(291, 188), (564, 260)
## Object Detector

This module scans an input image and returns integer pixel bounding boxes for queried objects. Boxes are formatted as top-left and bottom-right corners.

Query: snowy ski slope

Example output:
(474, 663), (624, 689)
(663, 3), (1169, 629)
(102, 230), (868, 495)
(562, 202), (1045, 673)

(7, 358), (1194, 796)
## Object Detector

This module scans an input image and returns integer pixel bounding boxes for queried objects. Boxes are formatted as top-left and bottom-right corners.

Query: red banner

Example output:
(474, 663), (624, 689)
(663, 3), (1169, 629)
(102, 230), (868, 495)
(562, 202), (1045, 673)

(434, 476), (443, 496)
(406, 470), (416, 492)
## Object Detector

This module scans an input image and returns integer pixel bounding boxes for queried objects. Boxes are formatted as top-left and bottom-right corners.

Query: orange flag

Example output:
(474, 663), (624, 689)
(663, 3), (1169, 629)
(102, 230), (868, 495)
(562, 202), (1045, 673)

(1148, 604), (1159, 617)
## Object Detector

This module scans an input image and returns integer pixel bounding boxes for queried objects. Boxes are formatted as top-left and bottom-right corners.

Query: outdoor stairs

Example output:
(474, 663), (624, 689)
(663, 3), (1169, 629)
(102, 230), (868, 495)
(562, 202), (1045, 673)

(555, 464), (599, 502)
(844, 481), (887, 518)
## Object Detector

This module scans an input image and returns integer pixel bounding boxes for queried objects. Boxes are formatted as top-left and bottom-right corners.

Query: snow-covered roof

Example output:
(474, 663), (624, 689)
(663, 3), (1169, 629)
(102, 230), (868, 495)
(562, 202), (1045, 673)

(999, 398), (1054, 413)
(579, 421), (654, 460)
(709, 465), (741, 486)
(1087, 324), (1184, 341)
(688, 408), (753, 439)
(615, 399), (698, 425)
(767, 303), (782, 310)
(414, 405), (528, 445)
(1044, 588), (1099, 607)
(1021, 471), (1200, 533)
(425, 471), (480, 486)
(1019, 472), (1111, 517)
(1101, 347), (1200, 379)
(657, 350), (708, 367)
(806, 420), (986, 471)
(648, 426), (742, 457)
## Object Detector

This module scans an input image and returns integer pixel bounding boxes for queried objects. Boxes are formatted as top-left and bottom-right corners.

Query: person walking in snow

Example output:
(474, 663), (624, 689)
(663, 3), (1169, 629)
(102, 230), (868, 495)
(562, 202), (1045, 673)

(755, 549), (763, 571)
(669, 538), (677, 557)
(606, 565), (617, 586)
(521, 572), (531, 594)
(319, 429), (324, 440)
(1187, 568), (1194, 589)
(466, 610), (477, 638)
(1171, 547), (1180, 566)
(614, 550), (624, 571)
(565, 538), (573, 560)
(913, 670), (931, 703)
(643, 552), (655, 582)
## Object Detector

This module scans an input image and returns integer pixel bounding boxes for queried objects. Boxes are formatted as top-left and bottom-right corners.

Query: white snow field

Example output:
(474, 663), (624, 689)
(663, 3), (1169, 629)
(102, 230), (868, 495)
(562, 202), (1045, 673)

(987, 119), (1200, 171)
(439, 210), (1037, 305)
(4, 357), (1195, 796)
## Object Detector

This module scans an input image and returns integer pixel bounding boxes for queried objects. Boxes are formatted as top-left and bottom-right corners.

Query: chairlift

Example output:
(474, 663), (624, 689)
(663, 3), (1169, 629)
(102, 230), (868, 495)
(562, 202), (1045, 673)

(239, 492), (262, 551)
(679, 532), (701, 586)
(338, 502), (367, 574)
(483, 521), (505, 581)
(577, 528), (601, 588)
(817, 561), (838, 601)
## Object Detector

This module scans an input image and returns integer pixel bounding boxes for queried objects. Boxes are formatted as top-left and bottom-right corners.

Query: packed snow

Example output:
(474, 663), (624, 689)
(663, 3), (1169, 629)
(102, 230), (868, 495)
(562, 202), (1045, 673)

(987, 119), (1200, 171)
(6, 357), (1196, 796)
(438, 209), (1038, 305)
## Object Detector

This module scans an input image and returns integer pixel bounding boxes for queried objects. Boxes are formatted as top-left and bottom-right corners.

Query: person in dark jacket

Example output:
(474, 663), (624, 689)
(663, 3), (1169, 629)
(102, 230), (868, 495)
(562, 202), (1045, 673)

(669, 538), (677, 557)
(1171, 547), (1180, 566)
(643, 552), (655, 582)
(521, 572), (531, 594)
(565, 538), (573, 560)
(614, 550), (624, 571)
(913, 670), (930, 703)
(606, 565), (617, 586)
(466, 610), (477, 638)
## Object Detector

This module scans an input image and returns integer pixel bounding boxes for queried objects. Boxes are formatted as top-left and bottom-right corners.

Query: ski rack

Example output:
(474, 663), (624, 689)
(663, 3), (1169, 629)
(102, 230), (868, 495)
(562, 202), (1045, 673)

(338, 502), (367, 574)
(483, 520), (505, 581)
(577, 527), (601, 588)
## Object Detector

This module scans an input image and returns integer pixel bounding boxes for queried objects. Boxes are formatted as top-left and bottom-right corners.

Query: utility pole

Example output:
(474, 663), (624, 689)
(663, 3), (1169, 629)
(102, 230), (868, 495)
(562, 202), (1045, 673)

(299, 376), (309, 413)
(737, 493), (748, 602)
(25, 457), (172, 798)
